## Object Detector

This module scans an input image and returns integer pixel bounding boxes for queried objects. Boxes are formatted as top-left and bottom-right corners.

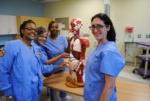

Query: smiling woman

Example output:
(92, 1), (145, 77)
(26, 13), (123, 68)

(20, 20), (37, 45)
(0, 19), (50, 101)
(84, 13), (125, 101)
(35, 26), (47, 45)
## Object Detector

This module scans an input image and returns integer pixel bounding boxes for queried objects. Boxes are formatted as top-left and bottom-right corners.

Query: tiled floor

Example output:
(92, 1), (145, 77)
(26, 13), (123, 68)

(119, 64), (150, 84)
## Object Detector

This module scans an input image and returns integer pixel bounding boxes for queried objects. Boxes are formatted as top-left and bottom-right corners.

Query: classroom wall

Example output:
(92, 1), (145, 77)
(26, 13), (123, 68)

(44, 0), (104, 52)
(1, 0), (150, 58)
(44, 0), (150, 56)
(111, 0), (150, 61)
(112, 0), (150, 35)
(0, 0), (44, 45)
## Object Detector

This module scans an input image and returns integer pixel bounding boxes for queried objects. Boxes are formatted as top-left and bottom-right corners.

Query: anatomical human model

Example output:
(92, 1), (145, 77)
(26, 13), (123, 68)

(66, 18), (90, 88)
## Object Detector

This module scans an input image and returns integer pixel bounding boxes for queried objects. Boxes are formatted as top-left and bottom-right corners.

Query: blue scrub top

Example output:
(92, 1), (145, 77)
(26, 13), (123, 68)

(43, 35), (68, 72)
(0, 40), (43, 101)
(33, 41), (48, 64)
(84, 41), (125, 101)
(32, 41), (60, 74)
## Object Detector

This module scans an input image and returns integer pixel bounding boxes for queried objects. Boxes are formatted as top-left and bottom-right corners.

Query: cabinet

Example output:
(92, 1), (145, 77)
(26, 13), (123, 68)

(124, 42), (138, 63)
(16, 16), (52, 38)
(0, 15), (17, 35)
(17, 16), (52, 30)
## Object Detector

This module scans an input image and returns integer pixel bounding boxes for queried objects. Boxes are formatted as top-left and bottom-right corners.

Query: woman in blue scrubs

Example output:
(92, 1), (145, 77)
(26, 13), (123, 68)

(44, 21), (70, 101)
(84, 13), (125, 101)
(0, 20), (44, 101)
(33, 26), (67, 75)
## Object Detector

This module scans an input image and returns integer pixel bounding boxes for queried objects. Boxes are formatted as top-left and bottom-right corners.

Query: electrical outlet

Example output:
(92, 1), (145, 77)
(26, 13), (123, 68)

(137, 34), (141, 38)
(146, 34), (149, 38)
(149, 34), (150, 38)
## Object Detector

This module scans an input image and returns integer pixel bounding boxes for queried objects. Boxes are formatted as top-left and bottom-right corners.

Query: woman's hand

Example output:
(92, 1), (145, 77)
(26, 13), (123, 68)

(59, 62), (69, 68)
(46, 53), (69, 64)
(60, 53), (69, 58)
(6, 96), (14, 101)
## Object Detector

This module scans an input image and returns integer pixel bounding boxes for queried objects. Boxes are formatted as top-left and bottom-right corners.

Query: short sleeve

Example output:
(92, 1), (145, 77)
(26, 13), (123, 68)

(100, 51), (125, 77)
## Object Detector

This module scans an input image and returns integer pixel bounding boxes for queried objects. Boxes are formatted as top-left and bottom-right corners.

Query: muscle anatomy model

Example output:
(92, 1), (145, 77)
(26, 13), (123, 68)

(66, 18), (90, 88)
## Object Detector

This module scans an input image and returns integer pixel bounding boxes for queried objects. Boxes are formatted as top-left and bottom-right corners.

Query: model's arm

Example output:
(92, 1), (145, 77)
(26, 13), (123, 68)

(80, 46), (86, 60)
(79, 37), (90, 60)
(99, 75), (116, 101)
(46, 52), (69, 64)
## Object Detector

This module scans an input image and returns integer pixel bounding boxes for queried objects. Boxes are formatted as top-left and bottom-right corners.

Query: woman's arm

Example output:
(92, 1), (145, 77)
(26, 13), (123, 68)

(99, 75), (116, 101)
(0, 48), (4, 56)
(46, 52), (69, 64)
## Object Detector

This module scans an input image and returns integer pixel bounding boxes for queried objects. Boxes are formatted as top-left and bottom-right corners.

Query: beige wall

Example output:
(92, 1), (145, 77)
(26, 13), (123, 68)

(112, 0), (150, 34)
(111, 0), (150, 60)
(44, 0), (150, 57)
(44, 0), (104, 54)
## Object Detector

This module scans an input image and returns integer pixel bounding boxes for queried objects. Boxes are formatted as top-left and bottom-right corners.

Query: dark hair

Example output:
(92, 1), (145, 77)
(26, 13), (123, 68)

(48, 21), (57, 31)
(91, 13), (116, 41)
(19, 20), (36, 38)
(36, 26), (46, 35)
(0, 45), (4, 48)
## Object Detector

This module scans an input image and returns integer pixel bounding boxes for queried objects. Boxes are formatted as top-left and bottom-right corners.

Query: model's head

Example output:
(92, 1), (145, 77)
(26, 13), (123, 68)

(20, 20), (36, 40)
(48, 21), (59, 39)
(70, 18), (82, 30)
(70, 18), (82, 36)
(90, 13), (116, 42)
(36, 26), (47, 45)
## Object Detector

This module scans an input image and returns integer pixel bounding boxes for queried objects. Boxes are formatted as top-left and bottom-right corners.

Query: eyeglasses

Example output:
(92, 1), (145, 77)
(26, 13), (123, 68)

(24, 27), (36, 32)
(89, 24), (105, 30)
(51, 26), (58, 29)
(38, 34), (48, 39)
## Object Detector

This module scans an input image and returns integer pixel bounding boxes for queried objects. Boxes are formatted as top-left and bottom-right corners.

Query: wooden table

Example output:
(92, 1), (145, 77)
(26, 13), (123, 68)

(44, 72), (150, 101)
(44, 72), (83, 96)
